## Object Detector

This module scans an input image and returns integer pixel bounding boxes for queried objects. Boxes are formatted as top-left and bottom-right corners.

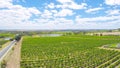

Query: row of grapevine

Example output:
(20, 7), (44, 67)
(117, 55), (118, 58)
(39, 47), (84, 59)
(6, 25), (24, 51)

(21, 36), (120, 68)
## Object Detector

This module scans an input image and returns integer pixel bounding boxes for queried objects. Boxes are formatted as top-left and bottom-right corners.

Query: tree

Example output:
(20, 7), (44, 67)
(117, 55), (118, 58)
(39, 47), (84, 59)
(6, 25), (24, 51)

(15, 34), (21, 41)
(118, 28), (120, 31)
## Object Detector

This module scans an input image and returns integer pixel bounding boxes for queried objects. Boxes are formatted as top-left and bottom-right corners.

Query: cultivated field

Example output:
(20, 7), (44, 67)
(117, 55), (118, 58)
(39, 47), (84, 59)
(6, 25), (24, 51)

(0, 33), (14, 47)
(21, 36), (120, 68)
(0, 40), (7, 45)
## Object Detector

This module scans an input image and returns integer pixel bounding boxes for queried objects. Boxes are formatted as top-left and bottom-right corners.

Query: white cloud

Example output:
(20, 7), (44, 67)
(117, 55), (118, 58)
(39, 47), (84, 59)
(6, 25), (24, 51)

(47, 3), (55, 9)
(51, 10), (58, 13)
(0, 0), (41, 29)
(13, 0), (26, 3)
(0, 0), (75, 30)
(28, 7), (41, 15)
(0, 0), (12, 8)
(85, 7), (103, 13)
(99, 4), (103, 7)
(105, 0), (120, 5)
(55, 18), (73, 23)
(54, 9), (74, 17)
(0, 0), (120, 30)
(75, 15), (120, 29)
(106, 9), (120, 15)
(75, 15), (120, 23)
(56, 0), (87, 9)
(46, 18), (74, 29)
(41, 10), (53, 18)
(57, 0), (73, 3)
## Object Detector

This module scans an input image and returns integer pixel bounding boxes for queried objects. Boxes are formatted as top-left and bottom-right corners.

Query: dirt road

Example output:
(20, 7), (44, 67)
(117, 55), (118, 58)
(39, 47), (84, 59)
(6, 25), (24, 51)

(6, 38), (22, 68)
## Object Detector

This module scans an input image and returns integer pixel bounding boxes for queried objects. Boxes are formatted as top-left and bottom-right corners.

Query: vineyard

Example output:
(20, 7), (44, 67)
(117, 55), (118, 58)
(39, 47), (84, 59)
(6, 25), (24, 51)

(21, 36), (120, 68)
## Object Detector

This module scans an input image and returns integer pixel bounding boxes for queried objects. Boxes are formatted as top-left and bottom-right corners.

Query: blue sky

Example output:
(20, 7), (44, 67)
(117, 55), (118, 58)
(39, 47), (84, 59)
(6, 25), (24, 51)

(0, 0), (120, 30)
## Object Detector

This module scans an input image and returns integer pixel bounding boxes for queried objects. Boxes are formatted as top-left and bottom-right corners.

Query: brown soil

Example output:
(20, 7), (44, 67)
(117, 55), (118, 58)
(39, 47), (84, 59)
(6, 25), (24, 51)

(6, 38), (22, 68)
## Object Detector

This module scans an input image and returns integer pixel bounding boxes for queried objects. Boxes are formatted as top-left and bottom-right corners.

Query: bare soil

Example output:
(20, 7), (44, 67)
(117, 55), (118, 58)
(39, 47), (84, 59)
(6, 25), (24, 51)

(6, 39), (22, 68)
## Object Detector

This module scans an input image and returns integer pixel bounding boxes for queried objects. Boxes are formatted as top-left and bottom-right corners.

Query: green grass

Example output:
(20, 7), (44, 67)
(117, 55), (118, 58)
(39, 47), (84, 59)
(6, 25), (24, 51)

(109, 43), (117, 48)
(0, 33), (14, 38)
(21, 35), (120, 68)
(0, 40), (7, 45)
(0, 40), (8, 48)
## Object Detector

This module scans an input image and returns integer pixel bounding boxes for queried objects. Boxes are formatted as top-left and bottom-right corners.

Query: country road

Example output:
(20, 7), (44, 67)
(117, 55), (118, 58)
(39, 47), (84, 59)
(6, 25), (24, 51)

(0, 40), (16, 61)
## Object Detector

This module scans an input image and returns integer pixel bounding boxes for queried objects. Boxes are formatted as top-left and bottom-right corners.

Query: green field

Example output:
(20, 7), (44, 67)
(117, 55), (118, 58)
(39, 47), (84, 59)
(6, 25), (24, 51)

(0, 33), (13, 48)
(21, 36), (120, 68)
(0, 33), (14, 38)
(0, 40), (8, 47)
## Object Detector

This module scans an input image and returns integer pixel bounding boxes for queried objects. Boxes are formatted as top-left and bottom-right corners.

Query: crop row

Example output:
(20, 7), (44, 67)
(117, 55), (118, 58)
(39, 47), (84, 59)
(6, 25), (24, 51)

(21, 36), (120, 68)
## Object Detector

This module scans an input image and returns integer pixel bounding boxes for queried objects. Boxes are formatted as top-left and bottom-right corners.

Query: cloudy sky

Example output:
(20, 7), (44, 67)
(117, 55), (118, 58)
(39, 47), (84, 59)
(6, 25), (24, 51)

(0, 0), (120, 30)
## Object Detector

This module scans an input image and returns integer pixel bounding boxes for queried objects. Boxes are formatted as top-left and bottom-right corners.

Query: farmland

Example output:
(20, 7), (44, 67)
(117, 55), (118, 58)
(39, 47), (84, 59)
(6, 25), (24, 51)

(0, 40), (8, 48)
(21, 35), (120, 68)
(0, 33), (14, 48)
